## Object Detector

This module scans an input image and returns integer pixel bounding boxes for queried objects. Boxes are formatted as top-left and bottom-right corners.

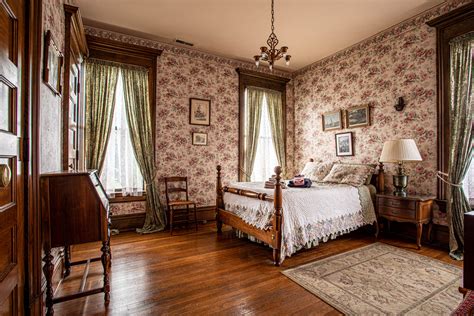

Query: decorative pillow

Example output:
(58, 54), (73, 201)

(300, 161), (334, 182)
(340, 163), (377, 185)
(322, 163), (375, 187)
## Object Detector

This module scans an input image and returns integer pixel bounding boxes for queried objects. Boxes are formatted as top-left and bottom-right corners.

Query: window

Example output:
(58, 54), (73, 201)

(251, 94), (278, 181)
(100, 71), (144, 196)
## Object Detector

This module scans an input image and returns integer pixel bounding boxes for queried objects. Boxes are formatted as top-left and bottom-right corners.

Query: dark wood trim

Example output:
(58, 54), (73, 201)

(236, 68), (290, 181)
(109, 195), (146, 203)
(111, 205), (216, 231)
(25, 0), (44, 313)
(426, 3), (474, 200)
(62, 4), (88, 171)
(86, 35), (161, 171)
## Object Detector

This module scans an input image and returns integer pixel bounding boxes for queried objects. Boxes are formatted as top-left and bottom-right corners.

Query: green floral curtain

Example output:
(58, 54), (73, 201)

(121, 65), (166, 233)
(242, 87), (265, 181)
(447, 33), (473, 260)
(265, 90), (286, 177)
(85, 59), (120, 172)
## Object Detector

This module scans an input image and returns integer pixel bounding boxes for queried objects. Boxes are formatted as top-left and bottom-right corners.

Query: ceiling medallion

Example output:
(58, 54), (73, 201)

(254, 0), (291, 71)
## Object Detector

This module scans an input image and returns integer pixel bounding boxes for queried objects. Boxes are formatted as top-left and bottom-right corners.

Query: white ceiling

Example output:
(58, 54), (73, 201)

(77, 0), (445, 71)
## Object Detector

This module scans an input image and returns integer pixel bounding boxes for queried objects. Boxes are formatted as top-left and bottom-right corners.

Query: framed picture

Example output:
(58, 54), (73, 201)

(192, 132), (208, 146)
(189, 98), (211, 126)
(322, 110), (343, 131)
(43, 30), (63, 96)
(335, 132), (354, 156)
(345, 105), (370, 128)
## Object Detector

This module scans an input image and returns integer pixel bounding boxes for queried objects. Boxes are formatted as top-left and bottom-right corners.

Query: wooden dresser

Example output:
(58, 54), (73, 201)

(465, 211), (474, 290)
(376, 193), (435, 249)
(40, 170), (111, 315)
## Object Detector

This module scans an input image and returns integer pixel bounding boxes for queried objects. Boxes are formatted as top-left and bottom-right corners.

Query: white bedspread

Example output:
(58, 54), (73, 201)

(223, 182), (377, 263)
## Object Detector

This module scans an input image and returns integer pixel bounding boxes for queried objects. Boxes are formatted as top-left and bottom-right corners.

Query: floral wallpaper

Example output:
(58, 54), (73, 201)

(85, 27), (294, 215)
(40, 0), (77, 173)
(292, 0), (471, 196)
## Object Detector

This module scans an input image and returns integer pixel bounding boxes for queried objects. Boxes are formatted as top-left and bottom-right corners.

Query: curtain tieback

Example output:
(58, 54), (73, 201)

(145, 172), (158, 187)
(436, 171), (463, 187)
(239, 167), (252, 179)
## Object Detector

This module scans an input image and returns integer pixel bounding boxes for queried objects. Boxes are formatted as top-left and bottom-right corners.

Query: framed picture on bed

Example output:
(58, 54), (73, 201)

(189, 98), (211, 126)
(335, 132), (353, 156)
(345, 105), (370, 128)
(322, 110), (342, 131)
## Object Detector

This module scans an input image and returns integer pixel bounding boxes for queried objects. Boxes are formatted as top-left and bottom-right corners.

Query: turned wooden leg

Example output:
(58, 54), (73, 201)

(427, 222), (433, 243)
(374, 221), (379, 239)
(186, 205), (190, 230)
(273, 248), (281, 267)
(43, 249), (54, 316)
(107, 237), (112, 268)
(194, 204), (198, 231)
(416, 222), (423, 250)
(101, 241), (111, 304)
(64, 245), (71, 277)
(216, 218), (222, 234)
(170, 208), (174, 236)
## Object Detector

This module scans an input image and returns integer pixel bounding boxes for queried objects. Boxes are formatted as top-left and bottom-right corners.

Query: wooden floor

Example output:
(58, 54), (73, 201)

(54, 223), (462, 315)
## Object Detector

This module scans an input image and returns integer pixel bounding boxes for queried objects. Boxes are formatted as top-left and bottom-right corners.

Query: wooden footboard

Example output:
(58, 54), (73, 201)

(215, 165), (283, 266)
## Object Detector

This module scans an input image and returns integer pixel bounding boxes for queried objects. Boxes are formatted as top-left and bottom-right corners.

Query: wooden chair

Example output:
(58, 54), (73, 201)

(164, 177), (198, 235)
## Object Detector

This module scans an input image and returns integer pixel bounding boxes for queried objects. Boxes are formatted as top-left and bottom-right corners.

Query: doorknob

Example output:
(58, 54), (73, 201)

(0, 164), (11, 188)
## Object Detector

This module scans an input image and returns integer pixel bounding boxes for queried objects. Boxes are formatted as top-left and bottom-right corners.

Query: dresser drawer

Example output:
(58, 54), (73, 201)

(381, 198), (416, 210)
(379, 206), (416, 219)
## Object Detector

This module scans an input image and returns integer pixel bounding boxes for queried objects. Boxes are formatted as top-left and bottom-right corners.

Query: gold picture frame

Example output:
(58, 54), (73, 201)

(345, 105), (370, 128)
(322, 110), (343, 131)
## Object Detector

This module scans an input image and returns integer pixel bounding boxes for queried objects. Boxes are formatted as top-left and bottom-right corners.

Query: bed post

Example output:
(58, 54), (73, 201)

(377, 162), (385, 193)
(272, 166), (283, 266)
(216, 165), (223, 234)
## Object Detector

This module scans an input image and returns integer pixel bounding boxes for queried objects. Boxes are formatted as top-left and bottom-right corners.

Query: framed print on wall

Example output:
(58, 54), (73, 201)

(189, 98), (211, 126)
(345, 105), (370, 128)
(322, 110), (342, 131)
(335, 132), (353, 156)
(43, 30), (63, 96)
(192, 132), (208, 146)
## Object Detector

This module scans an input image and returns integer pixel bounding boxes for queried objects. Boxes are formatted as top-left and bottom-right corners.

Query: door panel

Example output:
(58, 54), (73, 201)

(0, 0), (24, 314)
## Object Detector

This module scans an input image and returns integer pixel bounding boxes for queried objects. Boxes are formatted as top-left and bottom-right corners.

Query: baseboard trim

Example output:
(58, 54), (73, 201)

(111, 205), (216, 231)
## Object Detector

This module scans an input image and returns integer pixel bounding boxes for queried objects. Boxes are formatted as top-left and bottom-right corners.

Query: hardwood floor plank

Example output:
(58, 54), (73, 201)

(53, 223), (462, 315)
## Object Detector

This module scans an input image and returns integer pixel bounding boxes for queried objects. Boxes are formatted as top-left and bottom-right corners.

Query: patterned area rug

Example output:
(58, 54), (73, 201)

(282, 243), (463, 315)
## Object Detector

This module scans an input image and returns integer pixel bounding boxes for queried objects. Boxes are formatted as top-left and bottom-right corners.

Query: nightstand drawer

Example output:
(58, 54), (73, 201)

(381, 198), (416, 210)
(379, 206), (416, 219)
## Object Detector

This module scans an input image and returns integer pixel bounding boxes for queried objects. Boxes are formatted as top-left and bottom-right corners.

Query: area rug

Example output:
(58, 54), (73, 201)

(282, 243), (463, 315)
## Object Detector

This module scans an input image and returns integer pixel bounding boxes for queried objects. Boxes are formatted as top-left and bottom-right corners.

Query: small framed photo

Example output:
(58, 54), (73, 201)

(322, 110), (342, 131)
(335, 132), (353, 156)
(345, 105), (370, 128)
(189, 98), (211, 126)
(43, 30), (63, 96)
(192, 132), (208, 146)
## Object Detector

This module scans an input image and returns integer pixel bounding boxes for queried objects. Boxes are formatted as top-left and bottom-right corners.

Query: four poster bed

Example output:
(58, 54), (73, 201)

(215, 161), (385, 266)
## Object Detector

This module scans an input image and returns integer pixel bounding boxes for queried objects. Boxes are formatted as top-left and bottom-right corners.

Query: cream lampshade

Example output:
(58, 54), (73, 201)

(380, 139), (422, 196)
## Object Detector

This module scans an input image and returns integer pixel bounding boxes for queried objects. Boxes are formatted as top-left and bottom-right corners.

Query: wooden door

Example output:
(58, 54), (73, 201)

(0, 0), (25, 314)
(66, 61), (81, 171)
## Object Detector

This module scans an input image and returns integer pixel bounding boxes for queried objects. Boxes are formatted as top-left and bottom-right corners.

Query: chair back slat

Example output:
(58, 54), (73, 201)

(164, 176), (189, 206)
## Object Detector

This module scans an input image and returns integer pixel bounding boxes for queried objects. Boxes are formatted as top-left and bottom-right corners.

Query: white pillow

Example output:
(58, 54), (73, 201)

(300, 161), (334, 182)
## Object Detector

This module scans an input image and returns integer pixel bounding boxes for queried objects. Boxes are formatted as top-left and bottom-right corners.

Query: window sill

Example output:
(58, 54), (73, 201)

(109, 194), (146, 203)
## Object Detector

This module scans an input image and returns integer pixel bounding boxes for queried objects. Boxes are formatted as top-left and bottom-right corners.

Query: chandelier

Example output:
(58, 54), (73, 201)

(254, 0), (291, 70)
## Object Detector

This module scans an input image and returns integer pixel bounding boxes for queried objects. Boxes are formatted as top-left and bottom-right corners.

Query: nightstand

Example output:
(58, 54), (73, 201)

(376, 193), (435, 249)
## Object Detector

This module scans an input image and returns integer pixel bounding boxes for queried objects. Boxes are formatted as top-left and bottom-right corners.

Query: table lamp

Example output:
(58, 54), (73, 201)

(379, 139), (422, 197)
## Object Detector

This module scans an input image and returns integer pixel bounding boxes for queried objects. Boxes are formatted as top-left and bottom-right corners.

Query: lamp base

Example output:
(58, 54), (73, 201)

(393, 174), (408, 197)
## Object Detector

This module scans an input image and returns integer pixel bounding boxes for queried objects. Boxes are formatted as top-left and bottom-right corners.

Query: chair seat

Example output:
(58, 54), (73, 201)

(168, 200), (196, 207)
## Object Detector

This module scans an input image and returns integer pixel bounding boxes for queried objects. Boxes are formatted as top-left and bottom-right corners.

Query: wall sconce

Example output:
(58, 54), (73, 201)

(394, 97), (405, 111)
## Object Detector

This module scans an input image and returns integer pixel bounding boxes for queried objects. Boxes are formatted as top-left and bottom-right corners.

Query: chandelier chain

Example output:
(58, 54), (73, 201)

(271, 0), (275, 33)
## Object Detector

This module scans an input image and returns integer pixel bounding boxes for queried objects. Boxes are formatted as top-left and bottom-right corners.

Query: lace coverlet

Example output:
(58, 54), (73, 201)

(223, 182), (377, 263)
